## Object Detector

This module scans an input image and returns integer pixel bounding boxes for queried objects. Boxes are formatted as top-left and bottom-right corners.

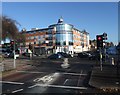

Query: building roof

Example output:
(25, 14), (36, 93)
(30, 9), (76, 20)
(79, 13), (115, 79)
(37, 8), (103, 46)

(57, 16), (64, 24)
(24, 27), (53, 34)
(73, 28), (89, 34)
(23, 17), (89, 35)
(49, 17), (74, 28)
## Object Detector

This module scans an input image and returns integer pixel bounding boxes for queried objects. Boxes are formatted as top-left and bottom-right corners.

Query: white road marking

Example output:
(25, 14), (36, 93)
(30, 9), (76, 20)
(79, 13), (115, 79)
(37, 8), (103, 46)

(61, 72), (87, 76)
(77, 70), (83, 86)
(12, 89), (23, 93)
(0, 81), (24, 85)
(33, 73), (60, 83)
(16, 70), (45, 74)
(17, 70), (87, 76)
(28, 84), (37, 88)
(37, 84), (87, 90)
(63, 79), (68, 85)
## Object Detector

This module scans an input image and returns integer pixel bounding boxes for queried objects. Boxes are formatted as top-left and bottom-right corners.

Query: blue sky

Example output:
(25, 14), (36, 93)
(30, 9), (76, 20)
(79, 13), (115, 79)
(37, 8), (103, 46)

(2, 2), (118, 44)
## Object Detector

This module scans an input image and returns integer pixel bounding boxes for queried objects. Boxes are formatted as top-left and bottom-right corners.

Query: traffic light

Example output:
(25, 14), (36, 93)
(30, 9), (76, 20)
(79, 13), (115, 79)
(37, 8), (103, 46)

(103, 32), (107, 40)
(96, 35), (103, 49)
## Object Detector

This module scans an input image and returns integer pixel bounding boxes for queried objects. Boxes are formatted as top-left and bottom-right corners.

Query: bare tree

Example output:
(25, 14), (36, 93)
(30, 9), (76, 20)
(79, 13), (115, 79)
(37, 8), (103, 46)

(2, 15), (25, 43)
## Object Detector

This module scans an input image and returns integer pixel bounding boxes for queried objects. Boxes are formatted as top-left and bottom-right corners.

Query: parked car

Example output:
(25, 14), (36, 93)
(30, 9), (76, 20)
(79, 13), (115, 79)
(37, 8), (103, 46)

(4, 52), (11, 58)
(48, 54), (63, 59)
(88, 51), (109, 61)
(1, 50), (12, 58)
(22, 52), (30, 57)
(57, 52), (72, 58)
(88, 53), (98, 60)
(77, 52), (91, 58)
(8, 52), (19, 58)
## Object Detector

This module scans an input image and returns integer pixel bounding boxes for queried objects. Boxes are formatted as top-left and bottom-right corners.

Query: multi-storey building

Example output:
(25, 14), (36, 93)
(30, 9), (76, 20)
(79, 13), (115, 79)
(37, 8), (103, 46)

(22, 17), (90, 55)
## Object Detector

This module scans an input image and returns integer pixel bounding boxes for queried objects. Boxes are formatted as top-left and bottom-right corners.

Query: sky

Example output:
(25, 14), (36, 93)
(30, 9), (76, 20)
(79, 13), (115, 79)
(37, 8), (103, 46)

(2, 2), (118, 45)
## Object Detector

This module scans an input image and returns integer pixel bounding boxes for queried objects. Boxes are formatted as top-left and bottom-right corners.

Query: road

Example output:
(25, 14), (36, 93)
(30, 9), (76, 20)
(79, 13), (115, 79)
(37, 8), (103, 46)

(2, 57), (102, 94)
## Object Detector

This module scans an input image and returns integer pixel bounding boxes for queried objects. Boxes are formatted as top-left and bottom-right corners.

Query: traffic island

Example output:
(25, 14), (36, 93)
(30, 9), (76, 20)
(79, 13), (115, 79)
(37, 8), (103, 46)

(89, 65), (120, 92)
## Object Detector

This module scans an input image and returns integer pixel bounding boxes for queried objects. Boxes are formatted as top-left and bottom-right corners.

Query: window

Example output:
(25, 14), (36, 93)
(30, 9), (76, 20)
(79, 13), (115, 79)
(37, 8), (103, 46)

(47, 42), (53, 46)
(38, 36), (41, 39)
(56, 42), (60, 45)
(39, 41), (41, 45)
(63, 41), (66, 45)
(69, 41), (73, 45)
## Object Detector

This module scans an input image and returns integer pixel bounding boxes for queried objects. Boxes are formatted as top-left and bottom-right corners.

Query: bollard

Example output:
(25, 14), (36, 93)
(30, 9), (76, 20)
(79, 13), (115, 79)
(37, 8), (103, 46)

(111, 57), (115, 65)
(64, 58), (68, 64)
(61, 58), (70, 69)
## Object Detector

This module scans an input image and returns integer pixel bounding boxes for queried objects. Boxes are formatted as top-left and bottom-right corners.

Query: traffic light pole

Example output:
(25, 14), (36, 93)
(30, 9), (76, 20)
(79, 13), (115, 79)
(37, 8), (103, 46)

(104, 41), (106, 63)
(13, 40), (16, 69)
(99, 47), (103, 71)
(97, 33), (107, 71)
(103, 33), (107, 63)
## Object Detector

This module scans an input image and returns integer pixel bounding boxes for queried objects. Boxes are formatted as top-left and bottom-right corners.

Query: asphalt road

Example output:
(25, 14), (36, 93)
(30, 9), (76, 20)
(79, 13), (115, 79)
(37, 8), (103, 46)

(2, 57), (102, 94)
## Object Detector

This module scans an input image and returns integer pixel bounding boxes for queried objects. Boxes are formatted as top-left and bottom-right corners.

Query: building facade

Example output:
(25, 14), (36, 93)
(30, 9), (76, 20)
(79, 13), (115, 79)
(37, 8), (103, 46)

(22, 18), (90, 55)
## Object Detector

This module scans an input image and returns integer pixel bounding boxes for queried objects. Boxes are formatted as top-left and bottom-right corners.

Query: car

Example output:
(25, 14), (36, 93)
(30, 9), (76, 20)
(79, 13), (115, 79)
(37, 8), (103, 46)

(88, 53), (98, 60)
(4, 52), (11, 58)
(48, 54), (63, 59)
(57, 52), (72, 58)
(34, 52), (40, 56)
(22, 52), (31, 57)
(77, 52), (91, 58)
(8, 53), (19, 58)
(88, 51), (109, 61)
(1, 49), (12, 58)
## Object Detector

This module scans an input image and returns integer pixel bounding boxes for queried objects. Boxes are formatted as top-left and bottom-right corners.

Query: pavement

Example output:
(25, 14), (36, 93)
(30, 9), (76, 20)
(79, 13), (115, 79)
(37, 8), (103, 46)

(1, 58), (34, 78)
(89, 64), (120, 91)
(1, 54), (56, 79)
